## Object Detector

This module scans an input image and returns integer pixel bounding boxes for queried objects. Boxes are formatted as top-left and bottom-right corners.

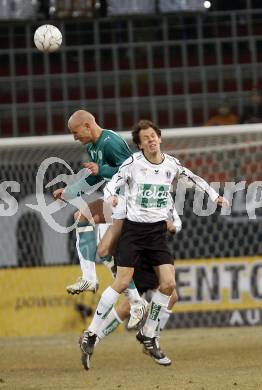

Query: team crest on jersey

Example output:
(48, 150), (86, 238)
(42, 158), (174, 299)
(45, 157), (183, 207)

(166, 170), (171, 178)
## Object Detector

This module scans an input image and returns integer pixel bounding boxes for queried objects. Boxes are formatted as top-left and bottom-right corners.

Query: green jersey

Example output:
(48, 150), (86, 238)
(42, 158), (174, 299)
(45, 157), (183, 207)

(64, 129), (132, 199)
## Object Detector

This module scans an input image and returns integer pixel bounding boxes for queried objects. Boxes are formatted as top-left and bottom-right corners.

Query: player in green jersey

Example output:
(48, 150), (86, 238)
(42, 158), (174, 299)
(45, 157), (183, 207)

(53, 110), (147, 329)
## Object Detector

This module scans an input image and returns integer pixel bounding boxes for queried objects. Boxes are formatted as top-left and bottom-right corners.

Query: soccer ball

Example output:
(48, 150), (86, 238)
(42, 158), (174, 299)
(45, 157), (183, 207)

(34, 25), (62, 53)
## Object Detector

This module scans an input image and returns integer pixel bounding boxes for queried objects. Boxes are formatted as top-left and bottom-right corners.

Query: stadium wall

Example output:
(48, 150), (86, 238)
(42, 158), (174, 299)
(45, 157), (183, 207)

(0, 257), (261, 336)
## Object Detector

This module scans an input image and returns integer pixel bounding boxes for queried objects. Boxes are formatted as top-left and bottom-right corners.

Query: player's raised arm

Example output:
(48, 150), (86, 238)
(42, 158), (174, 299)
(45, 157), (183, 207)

(175, 159), (228, 205)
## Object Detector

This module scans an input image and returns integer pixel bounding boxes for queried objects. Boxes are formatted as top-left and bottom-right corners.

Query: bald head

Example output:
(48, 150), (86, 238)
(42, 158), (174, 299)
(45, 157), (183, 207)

(68, 110), (101, 145)
(68, 110), (96, 130)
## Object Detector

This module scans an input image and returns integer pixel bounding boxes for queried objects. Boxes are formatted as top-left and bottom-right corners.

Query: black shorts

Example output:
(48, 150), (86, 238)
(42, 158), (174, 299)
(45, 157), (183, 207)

(116, 219), (174, 268)
(133, 260), (159, 295)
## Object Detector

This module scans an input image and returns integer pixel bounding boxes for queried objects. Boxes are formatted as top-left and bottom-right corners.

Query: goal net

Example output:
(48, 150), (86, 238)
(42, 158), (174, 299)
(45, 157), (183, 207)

(0, 123), (261, 331)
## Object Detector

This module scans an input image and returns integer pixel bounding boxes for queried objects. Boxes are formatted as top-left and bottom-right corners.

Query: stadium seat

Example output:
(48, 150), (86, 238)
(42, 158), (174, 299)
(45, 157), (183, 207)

(33, 89), (46, 102)
(16, 92), (29, 103)
(52, 115), (65, 133)
(154, 83), (167, 96)
(18, 118), (30, 135)
(174, 111), (187, 126)
(0, 119), (13, 136)
(120, 85), (132, 97)
(0, 92), (12, 103)
(103, 86), (115, 98)
(223, 80), (237, 92)
(189, 82), (202, 94)
(34, 116), (47, 134)
(68, 87), (81, 100)
(122, 112), (134, 128)
(85, 87), (97, 99)
(51, 88), (63, 101)
(172, 83), (184, 95)
(104, 112), (117, 129)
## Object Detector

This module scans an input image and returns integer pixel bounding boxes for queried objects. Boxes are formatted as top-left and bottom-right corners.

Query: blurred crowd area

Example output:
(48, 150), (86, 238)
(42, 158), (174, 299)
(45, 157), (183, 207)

(0, 0), (262, 20)
(1, 2), (262, 136)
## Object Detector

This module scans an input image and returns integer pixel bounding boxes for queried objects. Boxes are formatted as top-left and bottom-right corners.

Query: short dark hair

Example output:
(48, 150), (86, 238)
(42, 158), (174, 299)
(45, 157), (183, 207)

(132, 119), (161, 147)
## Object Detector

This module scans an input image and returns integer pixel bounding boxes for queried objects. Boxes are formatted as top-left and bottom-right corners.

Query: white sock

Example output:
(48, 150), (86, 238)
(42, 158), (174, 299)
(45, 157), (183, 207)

(142, 290), (170, 338)
(88, 287), (120, 334)
(95, 308), (123, 345)
(80, 258), (97, 282)
(155, 307), (172, 337)
(160, 307), (172, 331)
(124, 288), (141, 305)
(76, 227), (97, 283)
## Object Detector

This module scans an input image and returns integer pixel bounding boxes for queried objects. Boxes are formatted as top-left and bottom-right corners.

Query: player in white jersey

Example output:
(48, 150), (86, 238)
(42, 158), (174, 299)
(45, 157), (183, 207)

(80, 119), (229, 367)
(80, 202), (181, 369)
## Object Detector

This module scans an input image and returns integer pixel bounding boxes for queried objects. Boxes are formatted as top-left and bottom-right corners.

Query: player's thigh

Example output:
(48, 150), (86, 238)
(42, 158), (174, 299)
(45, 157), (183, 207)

(154, 263), (175, 287)
(97, 219), (124, 256)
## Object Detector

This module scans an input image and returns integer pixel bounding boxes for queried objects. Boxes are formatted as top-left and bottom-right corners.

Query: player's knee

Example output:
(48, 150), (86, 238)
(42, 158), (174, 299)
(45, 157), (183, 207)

(168, 287), (178, 308)
(112, 277), (131, 293)
(97, 243), (109, 258)
(159, 279), (176, 296)
(118, 279), (131, 292)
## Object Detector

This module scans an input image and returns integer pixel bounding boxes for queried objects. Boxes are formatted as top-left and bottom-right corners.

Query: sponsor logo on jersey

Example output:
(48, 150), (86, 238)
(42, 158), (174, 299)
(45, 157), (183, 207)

(136, 184), (170, 208)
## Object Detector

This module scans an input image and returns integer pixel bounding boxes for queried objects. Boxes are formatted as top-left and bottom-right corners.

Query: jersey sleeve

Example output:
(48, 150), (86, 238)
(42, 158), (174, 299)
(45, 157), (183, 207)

(63, 173), (104, 200)
(103, 156), (133, 199)
(171, 207), (182, 233)
(99, 139), (131, 179)
(175, 158), (219, 202)
(167, 194), (182, 233)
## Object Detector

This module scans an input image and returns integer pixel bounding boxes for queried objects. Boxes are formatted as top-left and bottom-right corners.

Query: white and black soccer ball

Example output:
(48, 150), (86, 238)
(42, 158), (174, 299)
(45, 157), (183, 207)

(34, 24), (62, 53)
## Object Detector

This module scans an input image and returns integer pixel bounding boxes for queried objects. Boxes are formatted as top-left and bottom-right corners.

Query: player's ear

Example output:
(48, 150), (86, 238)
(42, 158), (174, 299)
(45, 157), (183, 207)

(84, 122), (91, 130)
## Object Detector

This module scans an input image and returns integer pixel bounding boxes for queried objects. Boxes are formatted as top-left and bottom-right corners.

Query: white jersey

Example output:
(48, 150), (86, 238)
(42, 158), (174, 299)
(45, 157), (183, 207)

(104, 151), (219, 223)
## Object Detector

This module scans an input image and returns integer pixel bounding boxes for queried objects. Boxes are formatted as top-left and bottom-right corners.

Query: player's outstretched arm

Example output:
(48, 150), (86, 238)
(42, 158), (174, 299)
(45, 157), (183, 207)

(176, 162), (230, 206)
(176, 163), (219, 202)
